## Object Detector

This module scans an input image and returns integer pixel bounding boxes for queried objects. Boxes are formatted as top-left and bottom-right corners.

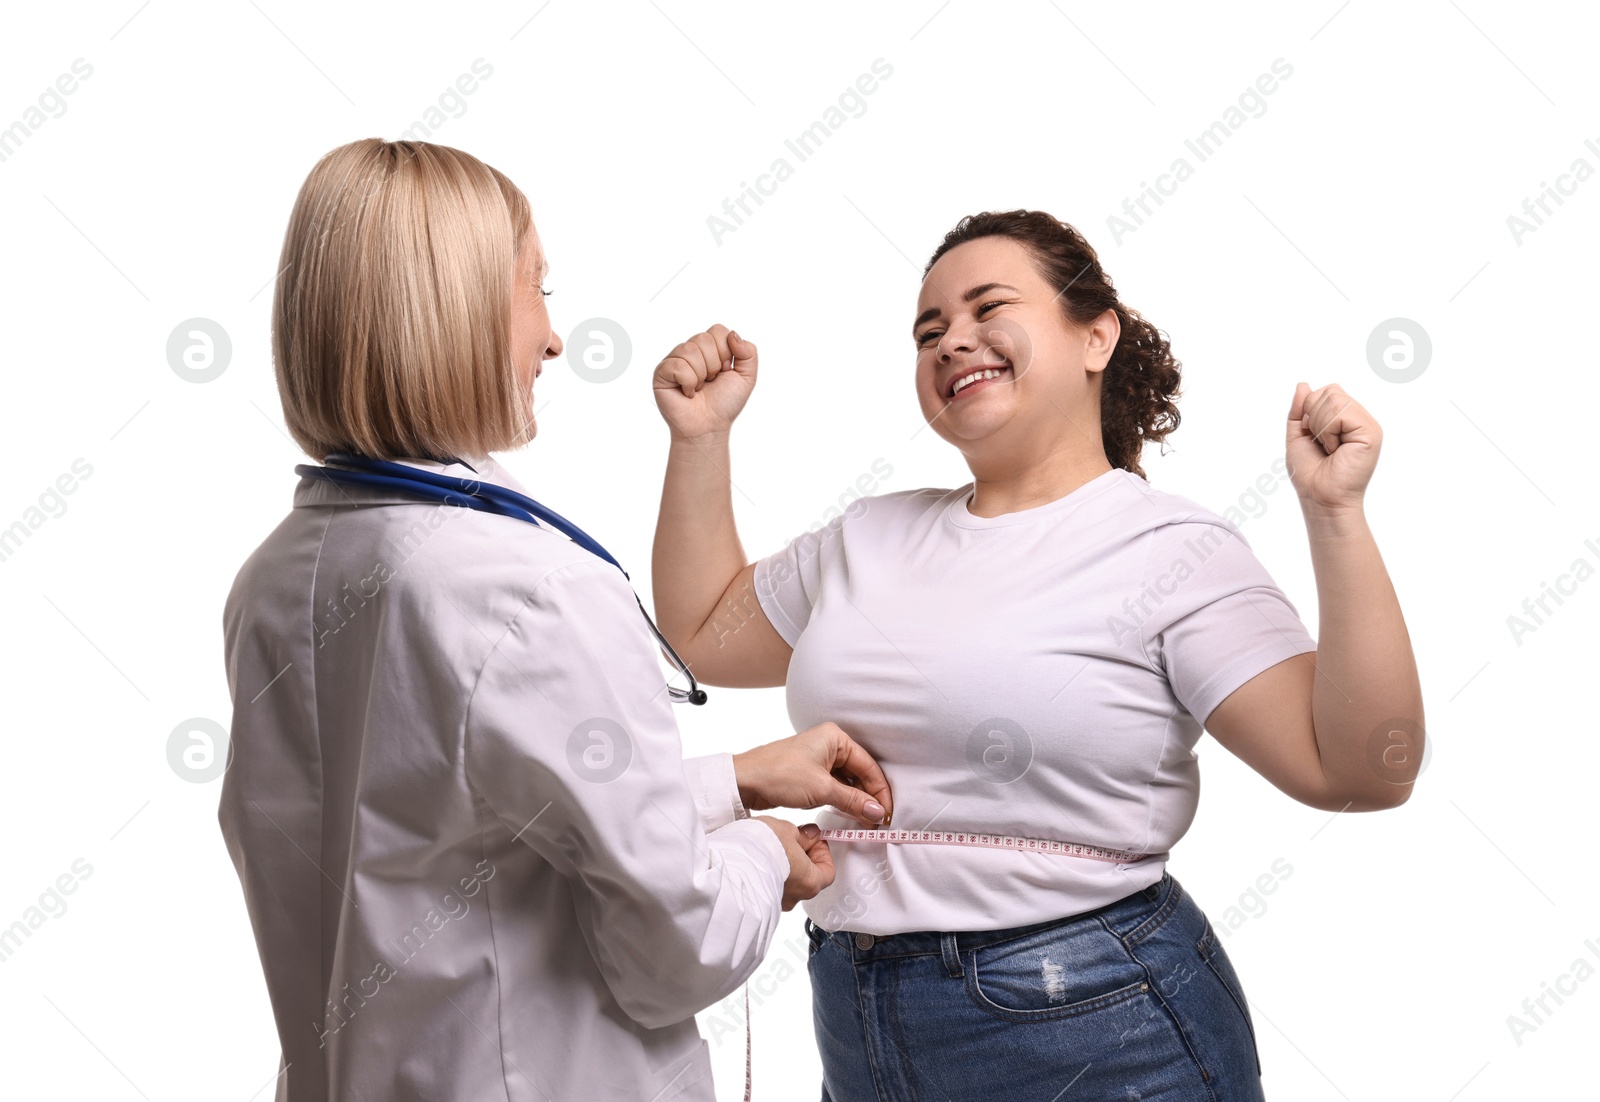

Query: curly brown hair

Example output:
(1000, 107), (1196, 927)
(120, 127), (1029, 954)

(922, 210), (1181, 480)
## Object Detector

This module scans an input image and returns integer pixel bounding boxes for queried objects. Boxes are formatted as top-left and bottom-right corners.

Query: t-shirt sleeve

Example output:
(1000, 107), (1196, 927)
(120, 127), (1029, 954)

(1135, 518), (1318, 726)
(751, 512), (845, 648)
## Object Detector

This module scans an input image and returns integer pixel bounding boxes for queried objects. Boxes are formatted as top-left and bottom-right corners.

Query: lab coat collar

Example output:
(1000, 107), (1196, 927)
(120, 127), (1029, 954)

(294, 451), (535, 509)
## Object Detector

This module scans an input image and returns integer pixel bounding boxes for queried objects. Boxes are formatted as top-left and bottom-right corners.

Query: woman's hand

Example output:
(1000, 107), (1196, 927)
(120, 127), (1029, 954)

(753, 818), (836, 910)
(1286, 382), (1381, 518)
(653, 324), (757, 442)
(734, 722), (894, 828)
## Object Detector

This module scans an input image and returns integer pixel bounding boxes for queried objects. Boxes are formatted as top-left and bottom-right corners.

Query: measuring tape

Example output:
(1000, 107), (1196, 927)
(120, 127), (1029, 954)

(814, 826), (1151, 864)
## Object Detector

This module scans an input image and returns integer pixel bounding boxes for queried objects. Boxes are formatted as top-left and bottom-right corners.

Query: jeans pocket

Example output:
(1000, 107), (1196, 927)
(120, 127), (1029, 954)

(965, 920), (1149, 1022)
(1196, 915), (1261, 1075)
(805, 917), (826, 959)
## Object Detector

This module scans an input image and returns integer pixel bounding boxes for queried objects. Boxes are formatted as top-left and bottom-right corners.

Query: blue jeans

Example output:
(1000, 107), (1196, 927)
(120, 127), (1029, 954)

(804, 871), (1265, 1100)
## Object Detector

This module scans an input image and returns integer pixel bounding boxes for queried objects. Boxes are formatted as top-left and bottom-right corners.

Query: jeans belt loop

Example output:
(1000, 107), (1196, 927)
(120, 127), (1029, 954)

(940, 931), (963, 978)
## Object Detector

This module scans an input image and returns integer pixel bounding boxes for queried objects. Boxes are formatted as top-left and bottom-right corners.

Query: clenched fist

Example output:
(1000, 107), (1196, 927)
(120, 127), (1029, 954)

(1285, 381), (1381, 519)
(652, 323), (758, 442)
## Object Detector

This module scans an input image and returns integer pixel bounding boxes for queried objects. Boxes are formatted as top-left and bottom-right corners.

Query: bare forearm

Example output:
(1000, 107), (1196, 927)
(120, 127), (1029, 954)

(652, 430), (745, 645)
(1304, 506), (1425, 806)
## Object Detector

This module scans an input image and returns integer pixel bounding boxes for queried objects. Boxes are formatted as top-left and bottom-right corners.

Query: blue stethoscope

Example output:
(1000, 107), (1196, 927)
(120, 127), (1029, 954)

(294, 451), (707, 705)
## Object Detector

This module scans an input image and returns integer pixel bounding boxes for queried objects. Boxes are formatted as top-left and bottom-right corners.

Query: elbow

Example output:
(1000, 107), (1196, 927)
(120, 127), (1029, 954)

(1296, 723), (1423, 812)
(1299, 777), (1415, 813)
(600, 939), (704, 1030)
(655, 610), (703, 658)
(613, 988), (692, 1032)
(602, 916), (776, 1030)
(605, 945), (746, 1031)
(1360, 782), (1415, 811)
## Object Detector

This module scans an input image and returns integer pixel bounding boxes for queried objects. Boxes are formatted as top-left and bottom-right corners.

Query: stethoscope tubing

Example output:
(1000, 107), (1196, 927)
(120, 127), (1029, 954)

(309, 452), (622, 568)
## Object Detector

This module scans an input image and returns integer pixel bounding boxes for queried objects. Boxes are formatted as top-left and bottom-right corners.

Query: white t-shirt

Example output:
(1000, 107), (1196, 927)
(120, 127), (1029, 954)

(752, 466), (1317, 935)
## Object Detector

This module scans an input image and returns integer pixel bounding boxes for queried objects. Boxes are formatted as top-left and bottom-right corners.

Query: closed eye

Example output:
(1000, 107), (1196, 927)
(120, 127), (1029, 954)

(915, 300), (1009, 346)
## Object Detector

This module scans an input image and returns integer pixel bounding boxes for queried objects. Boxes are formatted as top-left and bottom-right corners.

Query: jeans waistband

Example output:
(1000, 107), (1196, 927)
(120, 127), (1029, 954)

(805, 870), (1178, 962)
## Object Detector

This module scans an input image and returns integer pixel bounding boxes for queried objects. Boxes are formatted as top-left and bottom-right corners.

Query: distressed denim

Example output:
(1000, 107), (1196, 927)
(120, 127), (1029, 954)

(804, 871), (1265, 1100)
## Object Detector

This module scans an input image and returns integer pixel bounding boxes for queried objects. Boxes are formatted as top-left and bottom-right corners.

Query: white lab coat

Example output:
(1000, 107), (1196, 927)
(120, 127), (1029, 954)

(218, 453), (789, 1102)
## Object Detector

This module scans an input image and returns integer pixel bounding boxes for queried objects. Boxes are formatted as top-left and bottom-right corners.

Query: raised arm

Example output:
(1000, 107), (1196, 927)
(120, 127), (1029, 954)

(649, 326), (894, 826)
(651, 324), (794, 688)
(1205, 382), (1424, 812)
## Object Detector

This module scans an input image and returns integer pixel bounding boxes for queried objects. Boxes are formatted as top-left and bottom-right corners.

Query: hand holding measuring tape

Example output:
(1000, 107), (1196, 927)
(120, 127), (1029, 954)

(733, 721), (894, 828)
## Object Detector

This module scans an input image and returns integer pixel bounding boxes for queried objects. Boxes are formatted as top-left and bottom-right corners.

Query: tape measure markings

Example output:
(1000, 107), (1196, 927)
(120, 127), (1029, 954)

(815, 827), (1148, 864)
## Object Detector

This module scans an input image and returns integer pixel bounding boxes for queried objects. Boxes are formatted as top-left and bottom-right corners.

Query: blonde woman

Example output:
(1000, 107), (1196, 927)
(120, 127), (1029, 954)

(218, 138), (892, 1102)
(651, 210), (1423, 1098)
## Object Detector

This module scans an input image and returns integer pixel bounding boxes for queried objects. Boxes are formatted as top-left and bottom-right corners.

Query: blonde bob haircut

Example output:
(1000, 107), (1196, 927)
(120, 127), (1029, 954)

(272, 138), (536, 462)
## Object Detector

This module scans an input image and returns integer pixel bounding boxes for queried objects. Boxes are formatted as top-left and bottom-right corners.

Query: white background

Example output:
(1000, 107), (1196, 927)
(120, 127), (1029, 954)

(1, 1), (1595, 1098)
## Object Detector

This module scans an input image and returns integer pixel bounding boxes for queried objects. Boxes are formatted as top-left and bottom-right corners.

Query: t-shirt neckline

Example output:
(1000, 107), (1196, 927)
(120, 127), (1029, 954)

(945, 467), (1126, 530)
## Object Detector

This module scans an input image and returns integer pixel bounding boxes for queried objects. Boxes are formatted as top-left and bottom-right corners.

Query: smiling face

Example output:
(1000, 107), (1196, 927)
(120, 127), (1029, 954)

(913, 235), (1118, 465)
(509, 227), (563, 437)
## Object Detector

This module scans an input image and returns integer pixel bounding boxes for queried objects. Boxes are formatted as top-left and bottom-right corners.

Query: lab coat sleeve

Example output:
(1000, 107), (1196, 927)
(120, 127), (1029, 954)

(682, 752), (750, 834)
(464, 558), (791, 1031)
